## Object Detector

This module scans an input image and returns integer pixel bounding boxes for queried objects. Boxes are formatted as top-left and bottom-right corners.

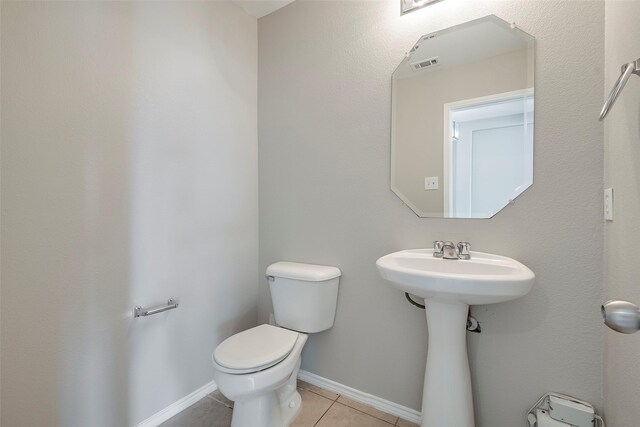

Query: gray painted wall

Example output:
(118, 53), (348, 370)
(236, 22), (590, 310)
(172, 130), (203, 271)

(603, 0), (640, 425)
(258, 1), (604, 426)
(1, 2), (257, 425)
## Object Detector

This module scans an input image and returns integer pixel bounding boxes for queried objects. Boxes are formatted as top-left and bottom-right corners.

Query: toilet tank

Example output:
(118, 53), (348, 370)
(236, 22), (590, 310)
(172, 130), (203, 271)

(266, 261), (341, 333)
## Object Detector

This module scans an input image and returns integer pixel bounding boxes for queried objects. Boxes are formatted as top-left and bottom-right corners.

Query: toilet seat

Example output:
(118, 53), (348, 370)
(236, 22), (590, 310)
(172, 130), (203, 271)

(213, 324), (299, 374)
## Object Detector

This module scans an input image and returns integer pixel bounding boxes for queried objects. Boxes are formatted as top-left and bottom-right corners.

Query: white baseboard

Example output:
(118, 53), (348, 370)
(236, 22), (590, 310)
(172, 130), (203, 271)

(298, 370), (422, 424)
(135, 380), (218, 427)
(135, 372), (421, 426)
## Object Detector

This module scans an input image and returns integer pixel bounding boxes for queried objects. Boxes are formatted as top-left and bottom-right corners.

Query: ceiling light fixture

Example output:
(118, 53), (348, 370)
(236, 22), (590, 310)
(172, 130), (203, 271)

(401, 0), (443, 15)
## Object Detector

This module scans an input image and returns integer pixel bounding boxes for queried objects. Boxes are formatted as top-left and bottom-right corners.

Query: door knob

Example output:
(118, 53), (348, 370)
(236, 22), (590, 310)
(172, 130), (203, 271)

(601, 300), (640, 334)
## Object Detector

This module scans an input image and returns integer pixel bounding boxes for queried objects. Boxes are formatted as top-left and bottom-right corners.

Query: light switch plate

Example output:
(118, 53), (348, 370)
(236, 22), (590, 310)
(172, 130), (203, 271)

(604, 188), (613, 221)
(425, 176), (439, 190)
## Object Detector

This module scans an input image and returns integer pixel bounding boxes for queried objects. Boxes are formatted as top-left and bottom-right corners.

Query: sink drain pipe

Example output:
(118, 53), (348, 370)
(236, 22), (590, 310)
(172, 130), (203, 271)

(405, 293), (481, 333)
(405, 292), (426, 309)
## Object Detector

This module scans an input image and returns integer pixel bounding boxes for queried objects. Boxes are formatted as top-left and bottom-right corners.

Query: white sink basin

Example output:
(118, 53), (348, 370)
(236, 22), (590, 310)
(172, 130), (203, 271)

(376, 248), (534, 427)
(376, 249), (534, 305)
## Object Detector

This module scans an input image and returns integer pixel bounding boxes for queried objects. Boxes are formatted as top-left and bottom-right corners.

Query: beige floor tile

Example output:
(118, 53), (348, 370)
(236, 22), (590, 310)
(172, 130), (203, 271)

(336, 396), (398, 424)
(159, 397), (232, 427)
(315, 402), (394, 427)
(396, 418), (420, 427)
(290, 388), (334, 427)
(297, 380), (339, 400)
(208, 390), (233, 408)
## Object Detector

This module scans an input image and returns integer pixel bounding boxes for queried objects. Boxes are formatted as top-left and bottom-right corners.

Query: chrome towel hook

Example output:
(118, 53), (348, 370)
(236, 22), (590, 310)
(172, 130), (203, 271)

(599, 58), (640, 121)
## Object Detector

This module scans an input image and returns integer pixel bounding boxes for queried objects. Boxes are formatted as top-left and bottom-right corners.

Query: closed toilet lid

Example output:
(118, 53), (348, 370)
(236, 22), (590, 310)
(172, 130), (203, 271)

(214, 324), (299, 373)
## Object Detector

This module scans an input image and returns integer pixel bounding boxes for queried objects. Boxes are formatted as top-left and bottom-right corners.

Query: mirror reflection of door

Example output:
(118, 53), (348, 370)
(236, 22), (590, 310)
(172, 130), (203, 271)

(444, 90), (534, 218)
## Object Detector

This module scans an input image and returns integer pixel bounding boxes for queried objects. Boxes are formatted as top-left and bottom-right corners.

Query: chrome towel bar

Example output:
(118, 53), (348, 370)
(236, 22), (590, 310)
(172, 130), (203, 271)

(134, 298), (179, 318)
(599, 58), (640, 121)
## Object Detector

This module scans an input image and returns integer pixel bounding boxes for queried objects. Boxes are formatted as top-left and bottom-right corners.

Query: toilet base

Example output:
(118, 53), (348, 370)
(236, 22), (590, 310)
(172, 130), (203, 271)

(231, 390), (301, 427)
(229, 357), (303, 427)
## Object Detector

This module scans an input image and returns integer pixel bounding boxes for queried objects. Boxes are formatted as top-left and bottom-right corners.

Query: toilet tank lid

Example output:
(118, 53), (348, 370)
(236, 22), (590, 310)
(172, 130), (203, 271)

(266, 261), (341, 281)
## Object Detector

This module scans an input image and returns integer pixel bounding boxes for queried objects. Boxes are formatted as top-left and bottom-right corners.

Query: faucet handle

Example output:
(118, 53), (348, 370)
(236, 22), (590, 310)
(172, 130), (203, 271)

(433, 241), (444, 257)
(457, 242), (471, 260)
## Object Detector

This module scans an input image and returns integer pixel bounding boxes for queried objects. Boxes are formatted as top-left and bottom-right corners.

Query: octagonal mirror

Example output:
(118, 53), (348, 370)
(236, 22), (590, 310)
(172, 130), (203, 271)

(391, 15), (535, 218)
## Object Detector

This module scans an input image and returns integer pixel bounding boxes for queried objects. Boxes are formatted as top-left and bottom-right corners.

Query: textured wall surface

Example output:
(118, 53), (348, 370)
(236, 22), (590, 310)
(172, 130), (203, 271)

(258, 1), (604, 425)
(603, 0), (640, 425)
(1, 2), (257, 425)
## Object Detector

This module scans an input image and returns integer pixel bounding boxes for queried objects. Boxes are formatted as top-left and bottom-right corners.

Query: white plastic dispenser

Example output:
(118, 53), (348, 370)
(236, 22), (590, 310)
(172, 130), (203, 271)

(527, 393), (604, 427)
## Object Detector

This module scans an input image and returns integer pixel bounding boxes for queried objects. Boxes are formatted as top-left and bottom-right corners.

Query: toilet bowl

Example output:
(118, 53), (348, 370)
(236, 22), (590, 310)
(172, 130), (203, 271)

(211, 261), (341, 427)
(212, 325), (308, 427)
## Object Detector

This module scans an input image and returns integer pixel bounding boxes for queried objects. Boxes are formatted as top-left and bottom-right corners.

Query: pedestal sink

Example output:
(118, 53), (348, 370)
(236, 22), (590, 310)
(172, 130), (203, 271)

(376, 249), (535, 427)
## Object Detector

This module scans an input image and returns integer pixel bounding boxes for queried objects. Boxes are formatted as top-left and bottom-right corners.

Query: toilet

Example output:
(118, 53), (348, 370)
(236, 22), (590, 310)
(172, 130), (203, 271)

(211, 261), (341, 427)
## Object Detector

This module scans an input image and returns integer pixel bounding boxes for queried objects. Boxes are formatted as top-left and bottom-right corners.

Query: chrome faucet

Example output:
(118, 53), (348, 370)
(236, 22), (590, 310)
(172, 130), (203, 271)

(441, 241), (458, 259)
(457, 242), (471, 260)
(433, 241), (471, 260)
(433, 241), (444, 257)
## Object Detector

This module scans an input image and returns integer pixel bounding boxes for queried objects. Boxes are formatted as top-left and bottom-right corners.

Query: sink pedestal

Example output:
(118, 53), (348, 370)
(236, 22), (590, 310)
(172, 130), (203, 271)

(422, 299), (474, 427)
(376, 249), (535, 427)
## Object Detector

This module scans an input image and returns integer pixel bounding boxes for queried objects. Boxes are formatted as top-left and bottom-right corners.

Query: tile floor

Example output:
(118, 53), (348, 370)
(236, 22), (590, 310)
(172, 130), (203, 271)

(159, 380), (419, 427)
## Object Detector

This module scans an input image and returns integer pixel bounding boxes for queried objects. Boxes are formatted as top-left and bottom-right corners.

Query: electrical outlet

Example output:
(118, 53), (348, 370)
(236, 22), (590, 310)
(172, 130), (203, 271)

(425, 176), (439, 190)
